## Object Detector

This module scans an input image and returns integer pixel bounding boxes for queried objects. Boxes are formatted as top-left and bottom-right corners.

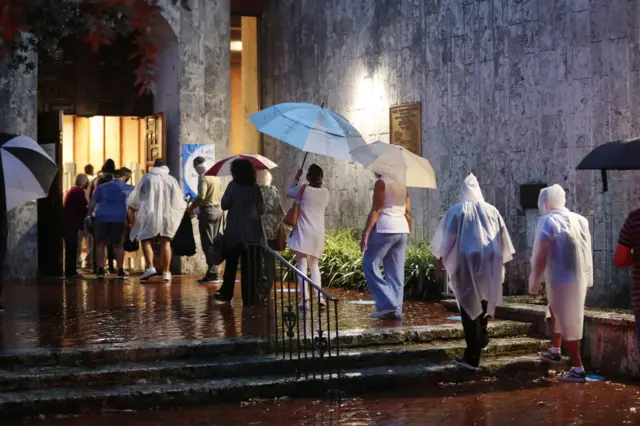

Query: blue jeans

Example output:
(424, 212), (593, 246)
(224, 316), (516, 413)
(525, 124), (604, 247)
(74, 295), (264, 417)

(363, 228), (408, 316)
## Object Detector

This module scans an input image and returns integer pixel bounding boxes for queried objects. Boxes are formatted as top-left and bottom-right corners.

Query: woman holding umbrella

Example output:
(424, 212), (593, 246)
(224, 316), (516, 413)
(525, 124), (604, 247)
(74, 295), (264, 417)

(287, 164), (330, 308)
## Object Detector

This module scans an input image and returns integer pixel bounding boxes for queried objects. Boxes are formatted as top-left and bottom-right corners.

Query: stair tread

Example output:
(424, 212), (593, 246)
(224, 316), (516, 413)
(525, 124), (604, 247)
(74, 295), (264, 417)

(0, 354), (544, 403)
(0, 337), (546, 379)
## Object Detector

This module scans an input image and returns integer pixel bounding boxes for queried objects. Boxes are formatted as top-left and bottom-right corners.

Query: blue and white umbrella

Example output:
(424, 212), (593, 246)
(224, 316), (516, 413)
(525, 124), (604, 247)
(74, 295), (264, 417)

(249, 103), (367, 162)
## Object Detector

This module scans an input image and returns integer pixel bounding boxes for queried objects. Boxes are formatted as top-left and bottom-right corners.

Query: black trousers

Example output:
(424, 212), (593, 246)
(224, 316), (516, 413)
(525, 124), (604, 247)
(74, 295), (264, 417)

(64, 234), (79, 277)
(460, 300), (489, 367)
(219, 244), (264, 306)
(92, 235), (115, 271)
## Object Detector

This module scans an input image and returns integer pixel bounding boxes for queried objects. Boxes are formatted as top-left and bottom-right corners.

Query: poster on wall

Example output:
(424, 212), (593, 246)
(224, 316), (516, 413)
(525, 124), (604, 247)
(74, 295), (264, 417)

(182, 144), (216, 200)
(389, 102), (422, 156)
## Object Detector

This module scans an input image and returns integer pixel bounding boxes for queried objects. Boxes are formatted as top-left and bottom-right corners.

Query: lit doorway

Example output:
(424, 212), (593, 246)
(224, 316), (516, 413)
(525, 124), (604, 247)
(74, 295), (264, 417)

(230, 15), (260, 156)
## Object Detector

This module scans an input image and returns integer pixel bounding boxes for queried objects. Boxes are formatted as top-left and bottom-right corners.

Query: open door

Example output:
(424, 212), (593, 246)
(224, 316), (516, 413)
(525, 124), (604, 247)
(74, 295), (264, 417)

(37, 111), (64, 278)
(144, 113), (166, 172)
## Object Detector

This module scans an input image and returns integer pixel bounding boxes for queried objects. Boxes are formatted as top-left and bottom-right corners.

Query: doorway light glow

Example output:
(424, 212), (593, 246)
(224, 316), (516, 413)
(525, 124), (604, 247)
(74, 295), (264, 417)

(230, 41), (242, 52)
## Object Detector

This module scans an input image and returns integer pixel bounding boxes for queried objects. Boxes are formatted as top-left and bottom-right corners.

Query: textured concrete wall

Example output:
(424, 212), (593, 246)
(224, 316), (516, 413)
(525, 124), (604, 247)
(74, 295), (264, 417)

(261, 0), (640, 307)
(0, 56), (38, 280)
(160, 0), (231, 274)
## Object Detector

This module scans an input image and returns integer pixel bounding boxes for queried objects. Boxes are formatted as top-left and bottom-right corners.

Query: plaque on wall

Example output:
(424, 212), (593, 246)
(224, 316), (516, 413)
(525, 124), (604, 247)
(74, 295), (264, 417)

(389, 102), (422, 156)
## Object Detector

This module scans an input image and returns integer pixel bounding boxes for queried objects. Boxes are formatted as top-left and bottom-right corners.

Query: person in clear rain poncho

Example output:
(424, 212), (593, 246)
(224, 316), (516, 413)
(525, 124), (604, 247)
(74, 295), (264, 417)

(431, 174), (515, 371)
(529, 184), (593, 383)
(128, 159), (186, 283)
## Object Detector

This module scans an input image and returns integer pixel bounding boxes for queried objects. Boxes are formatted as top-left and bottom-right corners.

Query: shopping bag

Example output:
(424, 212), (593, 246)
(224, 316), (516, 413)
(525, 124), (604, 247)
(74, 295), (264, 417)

(171, 213), (196, 257)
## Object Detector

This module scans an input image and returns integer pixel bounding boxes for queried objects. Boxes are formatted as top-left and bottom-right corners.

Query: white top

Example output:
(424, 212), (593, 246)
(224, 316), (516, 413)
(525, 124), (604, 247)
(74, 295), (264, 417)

(376, 178), (409, 234)
(286, 184), (330, 258)
(430, 174), (515, 320)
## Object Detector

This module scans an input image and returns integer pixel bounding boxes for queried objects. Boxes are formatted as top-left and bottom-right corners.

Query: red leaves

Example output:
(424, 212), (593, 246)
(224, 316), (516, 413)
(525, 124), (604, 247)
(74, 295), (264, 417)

(0, 0), (191, 94)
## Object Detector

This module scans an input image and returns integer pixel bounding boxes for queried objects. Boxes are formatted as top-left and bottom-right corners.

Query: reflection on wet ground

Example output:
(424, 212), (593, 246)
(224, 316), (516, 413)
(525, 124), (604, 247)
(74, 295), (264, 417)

(0, 277), (452, 350)
(20, 377), (640, 425)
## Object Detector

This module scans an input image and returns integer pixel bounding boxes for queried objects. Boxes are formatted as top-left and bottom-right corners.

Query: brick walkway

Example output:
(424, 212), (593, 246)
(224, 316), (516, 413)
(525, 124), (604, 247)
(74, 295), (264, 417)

(0, 276), (453, 350)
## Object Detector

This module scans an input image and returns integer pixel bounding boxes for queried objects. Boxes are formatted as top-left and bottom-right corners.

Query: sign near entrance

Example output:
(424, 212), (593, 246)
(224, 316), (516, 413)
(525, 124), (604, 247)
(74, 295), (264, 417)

(182, 144), (216, 200)
(389, 102), (422, 156)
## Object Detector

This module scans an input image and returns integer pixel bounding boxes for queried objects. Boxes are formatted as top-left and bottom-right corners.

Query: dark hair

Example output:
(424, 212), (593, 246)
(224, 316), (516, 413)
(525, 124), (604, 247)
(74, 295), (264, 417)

(84, 164), (94, 175)
(115, 167), (132, 179)
(193, 156), (205, 167)
(102, 159), (116, 174)
(154, 158), (166, 167)
(307, 164), (324, 188)
(230, 158), (257, 185)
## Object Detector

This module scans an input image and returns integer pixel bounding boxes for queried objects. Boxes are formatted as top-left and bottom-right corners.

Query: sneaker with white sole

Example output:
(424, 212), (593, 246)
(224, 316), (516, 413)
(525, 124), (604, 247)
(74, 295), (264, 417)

(368, 309), (396, 320)
(558, 368), (586, 383)
(454, 358), (478, 371)
(163, 272), (172, 283)
(540, 350), (563, 363)
(140, 268), (157, 282)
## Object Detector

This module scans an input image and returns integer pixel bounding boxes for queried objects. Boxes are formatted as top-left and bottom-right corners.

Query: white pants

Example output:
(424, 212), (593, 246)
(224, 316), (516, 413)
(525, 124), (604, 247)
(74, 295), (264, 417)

(296, 252), (321, 302)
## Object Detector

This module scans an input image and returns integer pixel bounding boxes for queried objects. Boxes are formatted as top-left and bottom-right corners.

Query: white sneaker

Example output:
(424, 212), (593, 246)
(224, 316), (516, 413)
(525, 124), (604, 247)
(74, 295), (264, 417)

(140, 268), (157, 281)
(163, 272), (172, 283)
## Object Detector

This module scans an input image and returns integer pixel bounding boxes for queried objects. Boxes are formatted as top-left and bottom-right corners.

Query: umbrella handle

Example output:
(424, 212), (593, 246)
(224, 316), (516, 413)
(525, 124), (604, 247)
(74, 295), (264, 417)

(301, 152), (309, 169)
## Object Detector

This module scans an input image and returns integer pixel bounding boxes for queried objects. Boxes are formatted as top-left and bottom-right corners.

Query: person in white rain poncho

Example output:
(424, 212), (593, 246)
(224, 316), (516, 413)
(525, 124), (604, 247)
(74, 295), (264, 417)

(430, 174), (515, 371)
(529, 185), (593, 383)
(128, 159), (186, 283)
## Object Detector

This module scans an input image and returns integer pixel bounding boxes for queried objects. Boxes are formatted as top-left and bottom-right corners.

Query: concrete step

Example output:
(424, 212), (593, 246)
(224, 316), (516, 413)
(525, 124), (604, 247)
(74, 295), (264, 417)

(0, 337), (547, 392)
(0, 320), (532, 369)
(0, 354), (551, 419)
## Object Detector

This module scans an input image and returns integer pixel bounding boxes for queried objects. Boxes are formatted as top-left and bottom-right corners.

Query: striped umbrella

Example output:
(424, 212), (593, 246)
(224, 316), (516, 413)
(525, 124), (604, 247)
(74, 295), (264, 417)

(0, 133), (58, 292)
(206, 154), (277, 177)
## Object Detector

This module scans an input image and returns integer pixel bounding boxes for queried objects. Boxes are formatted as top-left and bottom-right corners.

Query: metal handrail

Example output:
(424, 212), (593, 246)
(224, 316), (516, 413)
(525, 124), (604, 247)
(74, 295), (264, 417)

(259, 244), (340, 302)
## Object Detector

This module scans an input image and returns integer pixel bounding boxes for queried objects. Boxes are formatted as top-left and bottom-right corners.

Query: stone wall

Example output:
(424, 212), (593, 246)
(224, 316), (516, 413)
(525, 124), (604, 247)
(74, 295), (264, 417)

(260, 0), (640, 307)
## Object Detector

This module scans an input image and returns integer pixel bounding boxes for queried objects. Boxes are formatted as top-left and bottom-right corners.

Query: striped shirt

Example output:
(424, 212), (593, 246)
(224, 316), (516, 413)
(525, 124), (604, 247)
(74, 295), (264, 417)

(618, 209), (640, 310)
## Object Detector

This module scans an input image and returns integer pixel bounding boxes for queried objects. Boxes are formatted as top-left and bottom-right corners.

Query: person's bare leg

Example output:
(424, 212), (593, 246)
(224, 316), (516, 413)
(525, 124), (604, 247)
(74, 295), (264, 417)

(96, 242), (106, 269)
(550, 308), (563, 349)
(142, 241), (154, 269)
(114, 244), (125, 270)
(566, 340), (583, 367)
(160, 238), (171, 274)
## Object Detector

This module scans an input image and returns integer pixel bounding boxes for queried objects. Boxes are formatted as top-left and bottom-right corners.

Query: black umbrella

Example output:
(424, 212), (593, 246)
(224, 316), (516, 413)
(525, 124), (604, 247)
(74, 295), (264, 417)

(576, 138), (640, 192)
(0, 133), (58, 296)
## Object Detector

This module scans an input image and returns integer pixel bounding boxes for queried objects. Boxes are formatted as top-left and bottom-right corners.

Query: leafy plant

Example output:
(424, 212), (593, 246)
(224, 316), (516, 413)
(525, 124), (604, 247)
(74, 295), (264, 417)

(282, 228), (441, 301)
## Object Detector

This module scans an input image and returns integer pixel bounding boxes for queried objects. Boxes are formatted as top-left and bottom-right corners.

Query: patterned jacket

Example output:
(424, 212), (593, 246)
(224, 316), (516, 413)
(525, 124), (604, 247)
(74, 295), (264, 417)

(221, 180), (266, 247)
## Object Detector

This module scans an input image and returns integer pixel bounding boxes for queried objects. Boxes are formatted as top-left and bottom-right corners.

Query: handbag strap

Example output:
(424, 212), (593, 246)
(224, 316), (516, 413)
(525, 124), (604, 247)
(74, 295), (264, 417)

(295, 184), (307, 204)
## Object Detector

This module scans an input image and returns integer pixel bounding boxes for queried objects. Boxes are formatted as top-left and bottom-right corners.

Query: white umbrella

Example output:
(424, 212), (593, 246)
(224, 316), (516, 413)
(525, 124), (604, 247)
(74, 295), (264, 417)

(249, 103), (367, 162)
(350, 141), (437, 188)
(206, 154), (277, 177)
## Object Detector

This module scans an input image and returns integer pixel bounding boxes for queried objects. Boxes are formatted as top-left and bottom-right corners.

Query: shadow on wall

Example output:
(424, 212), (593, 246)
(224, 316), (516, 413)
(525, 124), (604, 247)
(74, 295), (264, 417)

(4, 203), (38, 280)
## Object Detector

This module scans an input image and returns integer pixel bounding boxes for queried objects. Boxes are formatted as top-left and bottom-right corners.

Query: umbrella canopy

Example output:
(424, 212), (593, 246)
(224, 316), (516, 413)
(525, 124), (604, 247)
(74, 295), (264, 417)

(249, 103), (367, 162)
(576, 138), (640, 192)
(350, 141), (437, 188)
(0, 133), (58, 211)
(206, 154), (278, 177)
(576, 138), (640, 170)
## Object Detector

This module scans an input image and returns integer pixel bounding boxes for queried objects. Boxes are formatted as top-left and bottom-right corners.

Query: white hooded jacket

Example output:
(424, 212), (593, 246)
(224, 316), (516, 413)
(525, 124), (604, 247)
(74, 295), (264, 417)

(127, 166), (186, 241)
(529, 184), (593, 340)
(430, 174), (515, 320)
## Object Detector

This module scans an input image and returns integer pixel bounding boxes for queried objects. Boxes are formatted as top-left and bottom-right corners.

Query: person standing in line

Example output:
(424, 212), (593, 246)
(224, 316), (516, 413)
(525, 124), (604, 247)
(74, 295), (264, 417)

(128, 159), (186, 283)
(89, 159), (117, 274)
(88, 168), (134, 279)
(430, 174), (515, 371)
(361, 173), (411, 320)
(287, 164), (330, 309)
(82, 163), (96, 268)
(614, 205), (640, 353)
(529, 185), (594, 383)
(187, 156), (223, 283)
(215, 159), (266, 305)
(63, 174), (90, 279)
(258, 169), (286, 291)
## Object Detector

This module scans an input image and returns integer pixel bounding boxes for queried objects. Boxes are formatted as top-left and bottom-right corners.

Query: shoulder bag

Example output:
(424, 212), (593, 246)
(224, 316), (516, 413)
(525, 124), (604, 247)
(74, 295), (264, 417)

(283, 184), (306, 228)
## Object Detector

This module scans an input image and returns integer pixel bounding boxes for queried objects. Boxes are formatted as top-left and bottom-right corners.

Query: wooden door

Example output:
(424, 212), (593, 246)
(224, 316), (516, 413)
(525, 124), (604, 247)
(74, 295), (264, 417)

(37, 111), (64, 277)
(144, 113), (166, 172)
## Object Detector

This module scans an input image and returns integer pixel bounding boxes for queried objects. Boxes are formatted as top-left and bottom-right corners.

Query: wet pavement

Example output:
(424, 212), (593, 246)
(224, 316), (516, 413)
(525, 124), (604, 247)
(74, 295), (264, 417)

(16, 376), (640, 425)
(0, 276), (453, 350)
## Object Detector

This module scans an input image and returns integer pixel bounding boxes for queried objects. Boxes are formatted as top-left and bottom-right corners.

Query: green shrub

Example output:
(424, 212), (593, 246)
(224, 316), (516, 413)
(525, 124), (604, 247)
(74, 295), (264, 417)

(281, 228), (441, 301)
